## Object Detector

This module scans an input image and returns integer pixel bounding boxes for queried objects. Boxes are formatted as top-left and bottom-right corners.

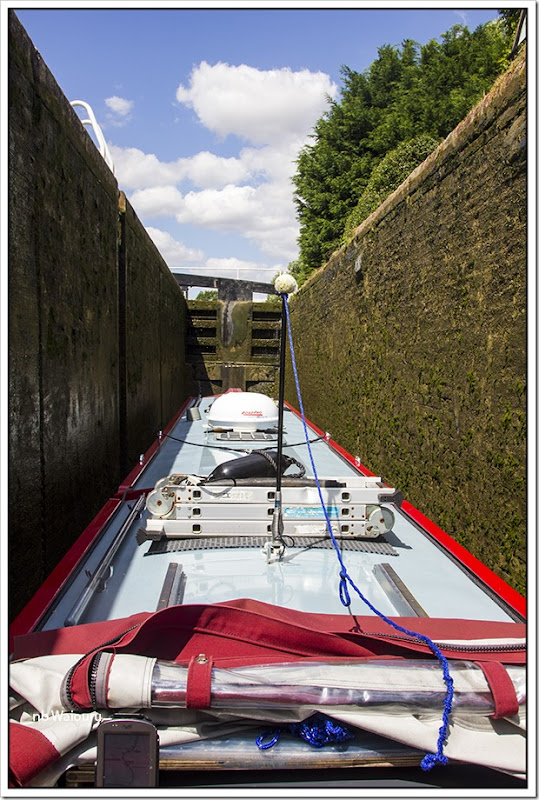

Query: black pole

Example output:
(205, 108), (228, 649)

(275, 294), (287, 494)
(270, 293), (287, 553)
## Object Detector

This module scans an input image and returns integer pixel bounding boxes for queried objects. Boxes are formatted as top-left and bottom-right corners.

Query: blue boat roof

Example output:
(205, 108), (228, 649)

(36, 399), (520, 631)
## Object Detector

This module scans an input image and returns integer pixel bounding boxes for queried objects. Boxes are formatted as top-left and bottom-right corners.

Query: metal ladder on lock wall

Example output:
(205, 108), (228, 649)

(70, 100), (115, 174)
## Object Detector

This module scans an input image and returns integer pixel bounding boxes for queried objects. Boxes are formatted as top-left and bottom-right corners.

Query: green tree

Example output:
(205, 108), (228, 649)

(498, 9), (523, 39)
(287, 258), (310, 285)
(292, 17), (514, 284)
(195, 289), (218, 301)
(293, 63), (381, 271)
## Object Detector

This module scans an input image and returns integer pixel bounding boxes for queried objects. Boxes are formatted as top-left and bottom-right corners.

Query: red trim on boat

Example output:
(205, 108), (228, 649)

(116, 486), (154, 501)
(400, 501), (526, 619)
(327, 438), (377, 478)
(284, 402), (525, 620)
(9, 498), (121, 646)
(11, 397), (194, 645)
(117, 396), (192, 494)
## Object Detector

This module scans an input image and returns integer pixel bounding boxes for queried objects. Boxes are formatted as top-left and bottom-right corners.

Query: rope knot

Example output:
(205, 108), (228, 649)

(421, 752), (450, 771)
(339, 571), (351, 607)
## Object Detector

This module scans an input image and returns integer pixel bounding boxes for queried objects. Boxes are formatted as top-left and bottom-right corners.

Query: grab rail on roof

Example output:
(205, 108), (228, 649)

(70, 100), (115, 174)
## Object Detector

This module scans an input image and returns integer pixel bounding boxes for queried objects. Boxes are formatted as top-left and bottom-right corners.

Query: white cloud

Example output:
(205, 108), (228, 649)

(110, 145), (251, 190)
(145, 227), (204, 268)
(176, 61), (337, 145)
(186, 151), (252, 187)
(171, 182), (298, 262)
(241, 180), (300, 260)
(128, 173), (299, 262)
(105, 96), (134, 117)
(175, 184), (257, 230)
(110, 62), (335, 267)
(138, 227), (282, 285)
(110, 147), (175, 188)
(130, 185), (184, 217)
(240, 139), (305, 181)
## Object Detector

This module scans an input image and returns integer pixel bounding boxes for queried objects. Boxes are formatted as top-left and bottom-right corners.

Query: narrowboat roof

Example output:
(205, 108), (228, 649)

(25, 396), (522, 632)
(9, 392), (526, 791)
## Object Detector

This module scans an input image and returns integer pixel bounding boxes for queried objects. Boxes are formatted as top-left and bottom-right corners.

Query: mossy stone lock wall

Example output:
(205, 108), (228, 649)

(8, 12), (190, 620)
(285, 52), (526, 595)
(120, 193), (189, 472)
(8, 12), (120, 621)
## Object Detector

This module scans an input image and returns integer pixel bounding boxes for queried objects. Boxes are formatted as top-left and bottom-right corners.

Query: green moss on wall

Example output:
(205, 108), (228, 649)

(285, 52), (526, 595)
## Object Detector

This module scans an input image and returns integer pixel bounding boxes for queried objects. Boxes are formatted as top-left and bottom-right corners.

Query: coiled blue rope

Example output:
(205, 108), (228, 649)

(257, 713), (355, 750)
(280, 294), (454, 771)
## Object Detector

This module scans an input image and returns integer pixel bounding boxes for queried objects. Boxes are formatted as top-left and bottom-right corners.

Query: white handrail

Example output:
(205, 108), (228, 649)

(70, 100), (115, 174)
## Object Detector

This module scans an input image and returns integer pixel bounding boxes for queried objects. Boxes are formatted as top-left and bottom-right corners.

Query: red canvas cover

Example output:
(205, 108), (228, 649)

(12, 598), (525, 666)
(9, 599), (526, 786)
(9, 723), (60, 787)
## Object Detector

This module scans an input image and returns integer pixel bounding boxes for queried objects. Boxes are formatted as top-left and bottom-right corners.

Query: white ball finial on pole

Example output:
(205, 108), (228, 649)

(274, 273), (298, 295)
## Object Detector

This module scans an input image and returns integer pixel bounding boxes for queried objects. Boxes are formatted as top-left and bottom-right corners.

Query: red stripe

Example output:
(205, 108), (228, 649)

(9, 721), (60, 787)
(400, 501), (526, 619)
(284, 402), (525, 620)
(327, 438), (377, 477)
(9, 498), (121, 645)
(11, 396), (192, 644)
(114, 486), (154, 501)
(186, 654), (214, 709)
(10, 398), (192, 644)
(476, 661), (520, 719)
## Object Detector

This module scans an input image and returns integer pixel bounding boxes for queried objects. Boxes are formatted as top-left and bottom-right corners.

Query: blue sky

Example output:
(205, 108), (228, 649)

(13, 3), (501, 290)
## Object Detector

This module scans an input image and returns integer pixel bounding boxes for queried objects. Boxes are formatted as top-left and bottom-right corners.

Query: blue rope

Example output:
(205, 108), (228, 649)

(281, 294), (454, 771)
(256, 728), (282, 750)
(256, 713), (355, 750)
